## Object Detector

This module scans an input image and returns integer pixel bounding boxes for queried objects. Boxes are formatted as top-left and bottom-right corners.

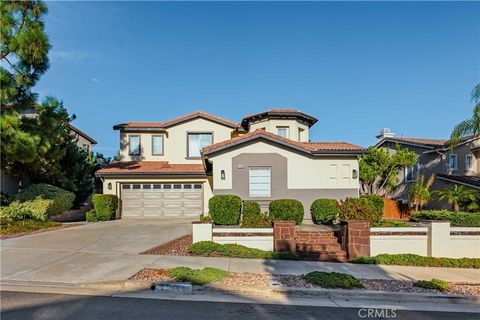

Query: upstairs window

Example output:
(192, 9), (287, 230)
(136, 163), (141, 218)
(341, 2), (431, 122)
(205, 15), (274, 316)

(129, 135), (140, 155)
(276, 127), (289, 138)
(466, 154), (475, 171)
(152, 135), (164, 155)
(187, 133), (212, 158)
(82, 144), (90, 153)
(448, 154), (458, 171)
(405, 160), (419, 182)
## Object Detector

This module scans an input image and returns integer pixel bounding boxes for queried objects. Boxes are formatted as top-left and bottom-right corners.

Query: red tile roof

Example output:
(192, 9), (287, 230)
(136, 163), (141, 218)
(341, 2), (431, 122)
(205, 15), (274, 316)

(96, 161), (206, 175)
(113, 111), (239, 130)
(202, 129), (367, 155)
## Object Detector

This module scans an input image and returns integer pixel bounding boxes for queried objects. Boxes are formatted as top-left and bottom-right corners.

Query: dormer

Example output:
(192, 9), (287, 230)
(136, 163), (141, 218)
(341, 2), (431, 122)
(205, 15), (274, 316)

(240, 109), (317, 142)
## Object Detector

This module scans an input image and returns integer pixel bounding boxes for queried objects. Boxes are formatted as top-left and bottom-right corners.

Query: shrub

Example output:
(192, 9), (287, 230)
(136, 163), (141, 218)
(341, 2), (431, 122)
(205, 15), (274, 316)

(310, 199), (339, 224)
(92, 194), (118, 221)
(209, 195), (241, 225)
(372, 219), (410, 227)
(303, 271), (363, 289)
(168, 266), (230, 285)
(269, 199), (304, 225)
(0, 193), (12, 207)
(352, 254), (480, 269)
(15, 183), (75, 216)
(410, 210), (480, 227)
(199, 212), (212, 223)
(1, 199), (56, 221)
(86, 209), (97, 222)
(360, 195), (384, 217)
(242, 201), (272, 228)
(339, 197), (381, 224)
(0, 219), (61, 236)
(414, 278), (450, 292)
(187, 241), (298, 260)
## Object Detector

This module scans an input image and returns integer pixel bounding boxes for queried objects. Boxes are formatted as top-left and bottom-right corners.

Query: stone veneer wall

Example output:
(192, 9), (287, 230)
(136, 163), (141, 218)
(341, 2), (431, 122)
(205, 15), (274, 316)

(339, 220), (370, 260)
(273, 221), (296, 252)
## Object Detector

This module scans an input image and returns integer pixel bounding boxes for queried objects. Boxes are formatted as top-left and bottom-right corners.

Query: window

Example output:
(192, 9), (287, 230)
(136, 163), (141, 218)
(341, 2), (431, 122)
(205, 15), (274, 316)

(143, 184), (151, 189)
(466, 154), (475, 171)
(173, 184), (182, 189)
(187, 133), (212, 158)
(276, 127), (289, 138)
(193, 184), (202, 189)
(82, 144), (90, 152)
(152, 135), (164, 155)
(132, 184), (141, 189)
(129, 135), (140, 155)
(153, 184), (162, 189)
(163, 184), (172, 189)
(448, 154), (458, 171)
(405, 160), (419, 182)
(122, 184), (130, 189)
(249, 167), (271, 197)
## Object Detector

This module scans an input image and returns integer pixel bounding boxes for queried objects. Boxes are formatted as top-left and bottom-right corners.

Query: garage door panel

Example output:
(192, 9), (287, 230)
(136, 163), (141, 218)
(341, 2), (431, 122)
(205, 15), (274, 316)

(183, 201), (203, 209)
(163, 192), (182, 200)
(163, 210), (183, 216)
(183, 210), (201, 217)
(183, 192), (202, 200)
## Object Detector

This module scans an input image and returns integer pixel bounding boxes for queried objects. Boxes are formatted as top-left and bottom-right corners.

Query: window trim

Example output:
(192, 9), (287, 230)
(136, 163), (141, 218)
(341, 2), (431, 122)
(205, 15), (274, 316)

(276, 126), (289, 139)
(186, 131), (214, 159)
(151, 134), (165, 156)
(404, 160), (419, 182)
(465, 153), (475, 172)
(128, 135), (141, 156)
(248, 167), (271, 198)
(448, 154), (458, 171)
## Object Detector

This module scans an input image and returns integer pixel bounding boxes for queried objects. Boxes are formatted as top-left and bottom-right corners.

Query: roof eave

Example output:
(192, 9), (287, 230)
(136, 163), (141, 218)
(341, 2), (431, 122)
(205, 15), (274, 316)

(95, 172), (207, 177)
(374, 138), (437, 150)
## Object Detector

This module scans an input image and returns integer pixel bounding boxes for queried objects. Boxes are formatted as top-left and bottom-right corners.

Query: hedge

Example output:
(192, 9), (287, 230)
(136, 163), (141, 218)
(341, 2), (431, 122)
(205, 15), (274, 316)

(1, 199), (56, 221)
(410, 210), (480, 227)
(168, 267), (230, 285)
(414, 278), (449, 292)
(310, 199), (339, 224)
(339, 197), (382, 224)
(303, 271), (363, 289)
(269, 199), (304, 225)
(86, 209), (98, 222)
(241, 201), (271, 228)
(209, 195), (241, 225)
(15, 183), (75, 216)
(188, 241), (298, 260)
(92, 194), (118, 221)
(352, 254), (480, 269)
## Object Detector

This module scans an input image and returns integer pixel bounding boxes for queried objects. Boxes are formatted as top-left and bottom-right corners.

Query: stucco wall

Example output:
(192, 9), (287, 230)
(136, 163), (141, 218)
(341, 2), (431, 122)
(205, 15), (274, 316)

(119, 118), (234, 163)
(249, 119), (309, 142)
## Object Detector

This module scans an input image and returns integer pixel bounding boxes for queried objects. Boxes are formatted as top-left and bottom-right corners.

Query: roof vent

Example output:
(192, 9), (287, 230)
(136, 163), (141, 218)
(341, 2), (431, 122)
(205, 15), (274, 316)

(376, 128), (395, 141)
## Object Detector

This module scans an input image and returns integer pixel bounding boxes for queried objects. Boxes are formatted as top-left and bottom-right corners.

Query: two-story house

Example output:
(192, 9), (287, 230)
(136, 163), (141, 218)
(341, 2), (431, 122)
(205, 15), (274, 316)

(96, 109), (368, 221)
(375, 128), (480, 208)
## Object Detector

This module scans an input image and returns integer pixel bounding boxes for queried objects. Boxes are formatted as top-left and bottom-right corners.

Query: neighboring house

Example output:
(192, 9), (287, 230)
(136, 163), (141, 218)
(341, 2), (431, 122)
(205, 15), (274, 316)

(96, 109), (368, 221)
(375, 128), (480, 208)
(68, 123), (97, 153)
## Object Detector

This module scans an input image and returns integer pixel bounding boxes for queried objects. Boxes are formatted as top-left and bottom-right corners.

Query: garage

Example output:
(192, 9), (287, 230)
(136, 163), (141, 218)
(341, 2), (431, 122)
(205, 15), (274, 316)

(121, 183), (203, 217)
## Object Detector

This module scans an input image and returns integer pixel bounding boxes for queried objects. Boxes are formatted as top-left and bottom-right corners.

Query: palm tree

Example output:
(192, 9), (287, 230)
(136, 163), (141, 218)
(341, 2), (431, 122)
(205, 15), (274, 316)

(434, 185), (477, 212)
(409, 175), (434, 211)
(450, 84), (480, 146)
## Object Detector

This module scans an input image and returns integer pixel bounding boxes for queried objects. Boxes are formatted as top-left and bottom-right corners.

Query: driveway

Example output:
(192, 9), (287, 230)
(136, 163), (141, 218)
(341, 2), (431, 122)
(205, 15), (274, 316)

(1, 218), (193, 284)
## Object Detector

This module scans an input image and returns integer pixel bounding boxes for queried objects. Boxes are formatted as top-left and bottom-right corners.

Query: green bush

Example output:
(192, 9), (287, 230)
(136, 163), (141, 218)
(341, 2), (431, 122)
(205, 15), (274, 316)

(242, 201), (272, 228)
(188, 241), (298, 260)
(1, 199), (56, 221)
(15, 183), (75, 216)
(168, 267), (230, 285)
(339, 197), (381, 224)
(92, 194), (118, 221)
(269, 199), (304, 225)
(209, 195), (241, 225)
(0, 193), (12, 207)
(360, 194), (384, 217)
(303, 271), (363, 289)
(352, 254), (480, 269)
(310, 199), (339, 224)
(414, 278), (450, 292)
(199, 212), (212, 223)
(0, 219), (61, 236)
(372, 219), (410, 227)
(86, 209), (97, 222)
(411, 210), (480, 227)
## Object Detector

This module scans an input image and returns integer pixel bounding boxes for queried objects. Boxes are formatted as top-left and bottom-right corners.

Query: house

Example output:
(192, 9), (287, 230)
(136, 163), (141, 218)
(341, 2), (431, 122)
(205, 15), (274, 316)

(375, 128), (480, 208)
(96, 109), (368, 221)
(68, 123), (97, 153)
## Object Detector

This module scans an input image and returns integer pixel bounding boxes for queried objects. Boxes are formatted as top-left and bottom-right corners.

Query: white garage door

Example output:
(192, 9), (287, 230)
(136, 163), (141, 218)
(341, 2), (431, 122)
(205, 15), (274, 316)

(121, 183), (203, 217)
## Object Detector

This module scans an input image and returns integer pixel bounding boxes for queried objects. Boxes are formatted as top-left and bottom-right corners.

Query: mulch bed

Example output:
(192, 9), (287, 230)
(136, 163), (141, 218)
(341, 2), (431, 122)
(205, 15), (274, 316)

(141, 234), (193, 255)
(130, 268), (480, 296)
(0, 223), (83, 240)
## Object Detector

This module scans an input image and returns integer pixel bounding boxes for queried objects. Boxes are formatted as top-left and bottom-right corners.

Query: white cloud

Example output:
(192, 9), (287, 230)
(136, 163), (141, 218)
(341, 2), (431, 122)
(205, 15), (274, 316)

(91, 78), (100, 83)
(50, 50), (98, 62)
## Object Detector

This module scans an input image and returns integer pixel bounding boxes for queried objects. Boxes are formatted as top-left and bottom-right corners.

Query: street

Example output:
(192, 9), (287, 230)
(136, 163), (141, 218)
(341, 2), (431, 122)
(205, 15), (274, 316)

(0, 291), (477, 320)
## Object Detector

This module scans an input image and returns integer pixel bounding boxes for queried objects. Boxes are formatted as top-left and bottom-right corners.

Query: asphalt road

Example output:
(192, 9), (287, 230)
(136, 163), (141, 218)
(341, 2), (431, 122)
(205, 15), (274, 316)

(0, 291), (477, 320)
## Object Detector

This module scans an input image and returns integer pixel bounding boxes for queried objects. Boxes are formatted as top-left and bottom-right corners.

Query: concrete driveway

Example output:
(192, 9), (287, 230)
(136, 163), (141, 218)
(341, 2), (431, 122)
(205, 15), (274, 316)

(1, 218), (193, 285)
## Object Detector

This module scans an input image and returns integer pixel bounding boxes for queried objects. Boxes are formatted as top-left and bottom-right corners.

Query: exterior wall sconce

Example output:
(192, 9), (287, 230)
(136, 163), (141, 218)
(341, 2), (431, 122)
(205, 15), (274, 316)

(108, 183), (112, 190)
(221, 170), (225, 180)
(352, 169), (358, 179)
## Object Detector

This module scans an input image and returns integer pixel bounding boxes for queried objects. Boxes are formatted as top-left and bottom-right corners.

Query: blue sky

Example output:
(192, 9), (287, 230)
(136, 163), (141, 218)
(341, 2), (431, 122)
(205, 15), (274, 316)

(36, 1), (479, 157)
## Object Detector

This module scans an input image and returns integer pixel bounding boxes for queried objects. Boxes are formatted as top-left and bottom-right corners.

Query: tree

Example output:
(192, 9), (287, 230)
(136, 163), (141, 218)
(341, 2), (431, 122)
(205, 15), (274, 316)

(409, 174), (434, 211)
(450, 84), (480, 146)
(359, 145), (417, 196)
(434, 185), (477, 212)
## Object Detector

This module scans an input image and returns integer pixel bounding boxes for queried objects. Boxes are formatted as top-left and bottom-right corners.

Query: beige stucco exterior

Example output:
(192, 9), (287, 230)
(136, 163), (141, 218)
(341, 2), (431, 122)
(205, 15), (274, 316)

(207, 140), (359, 190)
(249, 119), (309, 142)
(119, 118), (234, 163)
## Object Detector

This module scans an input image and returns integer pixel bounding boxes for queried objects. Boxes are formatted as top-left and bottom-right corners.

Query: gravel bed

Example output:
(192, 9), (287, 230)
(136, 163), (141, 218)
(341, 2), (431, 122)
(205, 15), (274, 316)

(273, 275), (480, 296)
(141, 235), (192, 256)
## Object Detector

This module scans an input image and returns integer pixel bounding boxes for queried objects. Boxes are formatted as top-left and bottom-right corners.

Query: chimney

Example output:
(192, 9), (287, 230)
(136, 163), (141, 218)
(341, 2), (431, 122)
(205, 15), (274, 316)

(376, 128), (395, 141)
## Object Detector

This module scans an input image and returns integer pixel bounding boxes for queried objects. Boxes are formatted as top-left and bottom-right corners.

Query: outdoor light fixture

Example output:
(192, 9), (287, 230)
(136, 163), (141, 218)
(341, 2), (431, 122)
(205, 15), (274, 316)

(352, 169), (358, 179)
(108, 183), (112, 190)
(221, 170), (225, 180)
